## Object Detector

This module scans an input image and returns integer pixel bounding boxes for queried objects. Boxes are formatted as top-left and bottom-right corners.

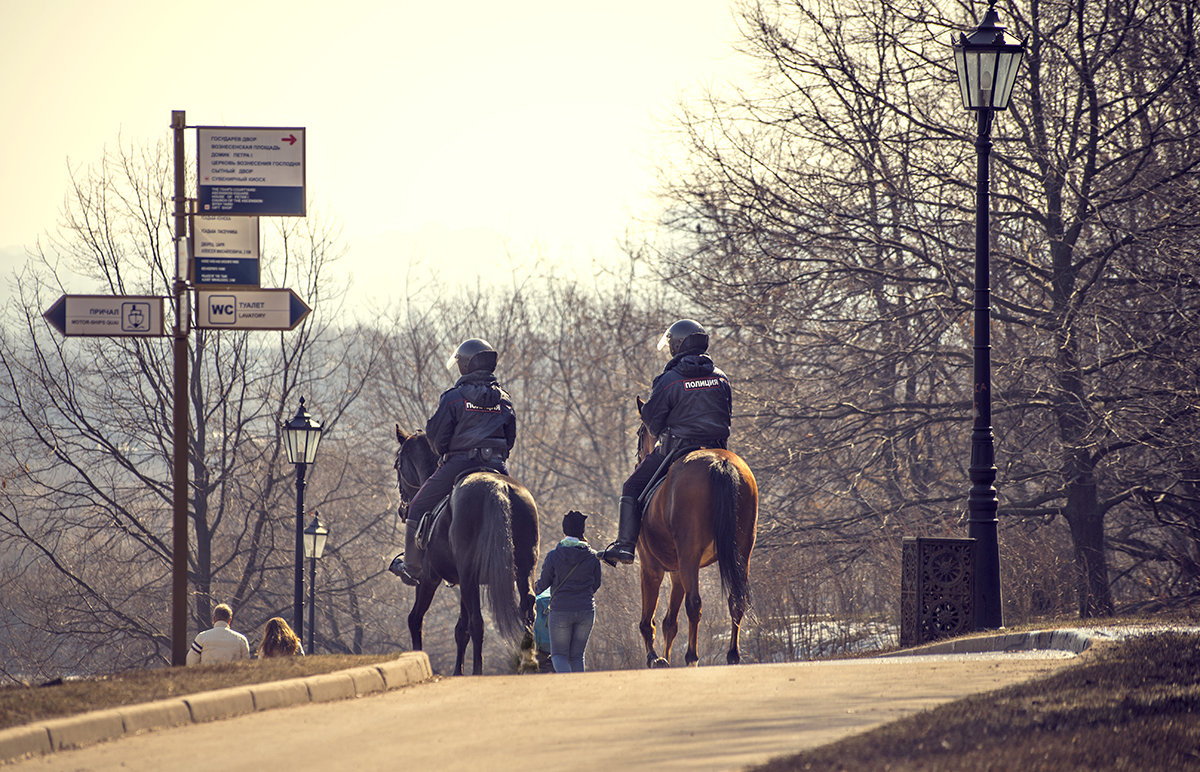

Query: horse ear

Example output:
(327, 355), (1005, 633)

(396, 424), (409, 444)
(636, 396), (645, 415)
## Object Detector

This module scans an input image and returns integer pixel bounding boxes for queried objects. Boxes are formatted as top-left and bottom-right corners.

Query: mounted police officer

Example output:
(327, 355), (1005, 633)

(392, 338), (516, 586)
(600, 319), (732, 566)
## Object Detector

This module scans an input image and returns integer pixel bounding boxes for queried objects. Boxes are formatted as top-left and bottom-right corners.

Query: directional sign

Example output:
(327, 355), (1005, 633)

(195, 289), (311, 331)
(193, 215), (261, 286)
(43, 295), (165, 337)
(197, 127), (306, 216)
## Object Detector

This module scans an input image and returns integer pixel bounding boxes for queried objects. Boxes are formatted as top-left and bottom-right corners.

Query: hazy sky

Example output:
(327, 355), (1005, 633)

(0, 1), (747, 311)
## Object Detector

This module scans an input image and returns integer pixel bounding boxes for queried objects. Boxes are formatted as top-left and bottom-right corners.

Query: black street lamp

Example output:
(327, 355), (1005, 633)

(303, 513), (329, 655)
(282, 397), (322, 643)
(952, 2), (1025, 630)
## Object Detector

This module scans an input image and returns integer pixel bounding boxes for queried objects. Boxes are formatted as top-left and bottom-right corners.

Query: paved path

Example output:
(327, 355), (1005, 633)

(13, 652), (1074, 772)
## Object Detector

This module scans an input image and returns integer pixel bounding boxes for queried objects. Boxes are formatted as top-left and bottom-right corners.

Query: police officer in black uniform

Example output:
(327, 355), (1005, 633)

(392, 338), (516, 586)
(600, 320), (732, 566)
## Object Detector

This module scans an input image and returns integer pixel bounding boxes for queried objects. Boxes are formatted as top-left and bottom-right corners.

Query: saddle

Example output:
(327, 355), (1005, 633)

(414, 463), (504, 550)
(636, 443), (708, 507)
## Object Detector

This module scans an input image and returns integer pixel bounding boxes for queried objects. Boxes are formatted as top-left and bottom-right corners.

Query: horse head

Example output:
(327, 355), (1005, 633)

(634, 396), (654, 464)
(394, 424), (438, 505)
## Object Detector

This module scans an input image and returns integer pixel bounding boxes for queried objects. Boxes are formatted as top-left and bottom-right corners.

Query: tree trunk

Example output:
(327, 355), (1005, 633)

(1064, 472), (1113, 617)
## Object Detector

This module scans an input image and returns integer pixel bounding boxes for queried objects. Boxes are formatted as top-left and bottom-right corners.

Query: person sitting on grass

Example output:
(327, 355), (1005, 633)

(186, 603), (250, 665)
(257, 616), (305, 658)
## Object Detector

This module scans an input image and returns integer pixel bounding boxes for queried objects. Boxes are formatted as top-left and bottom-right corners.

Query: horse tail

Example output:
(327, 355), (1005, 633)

(476, 480), (524, 643)
(710, 456), (751, 611)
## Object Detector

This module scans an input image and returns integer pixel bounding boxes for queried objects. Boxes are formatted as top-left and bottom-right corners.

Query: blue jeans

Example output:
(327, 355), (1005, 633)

(548, 608), (594, 673)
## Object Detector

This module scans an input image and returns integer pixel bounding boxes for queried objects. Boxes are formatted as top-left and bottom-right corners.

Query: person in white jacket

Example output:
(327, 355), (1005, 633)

(186, 603), (250, 664)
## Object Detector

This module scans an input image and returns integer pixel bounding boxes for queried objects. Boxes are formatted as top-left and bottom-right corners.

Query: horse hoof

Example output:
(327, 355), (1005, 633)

(727, 651), (741, 665)
(649, 657), (670, 669)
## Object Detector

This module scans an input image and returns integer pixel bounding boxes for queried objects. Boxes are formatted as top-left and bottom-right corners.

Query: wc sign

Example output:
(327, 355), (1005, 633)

(196, 288), (311, 330)
(207, 295), (237, 323)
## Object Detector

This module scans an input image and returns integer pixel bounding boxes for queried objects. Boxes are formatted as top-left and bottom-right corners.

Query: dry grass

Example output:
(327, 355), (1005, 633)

(750, 631), (1200, 771)
(0, 654), (397, 731)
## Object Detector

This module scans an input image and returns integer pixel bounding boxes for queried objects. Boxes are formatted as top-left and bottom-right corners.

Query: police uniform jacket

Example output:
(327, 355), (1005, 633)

(425, 370), (516, 457)
(641, 352), (732, 447)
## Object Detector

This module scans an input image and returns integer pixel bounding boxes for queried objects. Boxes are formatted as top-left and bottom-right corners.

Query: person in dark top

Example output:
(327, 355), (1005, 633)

(600, 319), (732, 567)
(534, 510), (602, 672)
(392, 338), (517, 586)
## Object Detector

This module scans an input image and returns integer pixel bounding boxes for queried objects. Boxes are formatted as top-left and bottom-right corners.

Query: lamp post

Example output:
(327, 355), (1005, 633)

(282, 397), (322, 643)
(952, 2), (1025, 630)
(303, 513), (329, 655)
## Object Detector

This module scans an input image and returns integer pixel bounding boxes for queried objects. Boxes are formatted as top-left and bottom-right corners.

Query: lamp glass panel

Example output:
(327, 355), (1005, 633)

(961, 49), (986, 109)
(978, 51), (998, 107)
(301, 429), (322, 464)
(992, 50), (1023, 109)
(283, 430), (296, 464)
(954, 47), (971, 110)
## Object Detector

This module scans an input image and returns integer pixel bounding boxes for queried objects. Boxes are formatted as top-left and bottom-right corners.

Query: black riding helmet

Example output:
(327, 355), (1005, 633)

(446, 338), (499, 375)
(656, 319), (709, 357)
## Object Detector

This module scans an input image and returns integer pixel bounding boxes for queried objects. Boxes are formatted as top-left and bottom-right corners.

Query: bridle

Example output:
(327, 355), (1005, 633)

(394, 443), (427, 504)
(635, 422), (653, 465)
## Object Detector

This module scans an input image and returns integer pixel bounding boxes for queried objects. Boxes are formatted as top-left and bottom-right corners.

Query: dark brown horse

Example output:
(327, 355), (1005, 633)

(394, 426), (539, 675)
(633, 397), (758, 667)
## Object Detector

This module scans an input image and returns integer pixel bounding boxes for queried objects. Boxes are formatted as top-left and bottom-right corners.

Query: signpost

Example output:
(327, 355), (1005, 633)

(195, 288), (311, 330)
(193, 215), (260, 286)
(43, 295), (165, 337)
(197, 127), (306, 216)
(46, 114), (313, 665)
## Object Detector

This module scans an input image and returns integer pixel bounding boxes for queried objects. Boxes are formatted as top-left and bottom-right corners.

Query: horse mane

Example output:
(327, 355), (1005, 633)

(394, 426), (438, 474)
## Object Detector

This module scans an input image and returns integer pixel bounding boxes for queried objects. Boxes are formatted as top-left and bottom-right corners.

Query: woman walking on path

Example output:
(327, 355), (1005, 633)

(534, 511), (602, 672)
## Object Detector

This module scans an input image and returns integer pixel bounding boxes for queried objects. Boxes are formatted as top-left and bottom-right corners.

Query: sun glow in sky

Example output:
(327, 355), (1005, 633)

(0, 1), (747, 312)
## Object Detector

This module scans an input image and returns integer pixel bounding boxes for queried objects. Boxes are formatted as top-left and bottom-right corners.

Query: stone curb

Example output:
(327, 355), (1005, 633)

(881, 629), (1095, 658)
(0, 651), (432, 765)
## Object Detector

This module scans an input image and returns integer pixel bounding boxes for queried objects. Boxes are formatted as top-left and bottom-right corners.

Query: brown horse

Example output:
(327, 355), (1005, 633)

(633, 397), (758, 667)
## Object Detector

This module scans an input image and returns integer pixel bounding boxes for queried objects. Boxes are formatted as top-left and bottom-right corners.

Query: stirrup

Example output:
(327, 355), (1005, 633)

(388, 554), (420, 586)
(600, 541), (635, 567)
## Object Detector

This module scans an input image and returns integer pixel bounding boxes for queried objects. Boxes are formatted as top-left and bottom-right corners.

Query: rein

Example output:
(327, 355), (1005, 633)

(636, 423), (654, 464)
(395, 447), (428, 502)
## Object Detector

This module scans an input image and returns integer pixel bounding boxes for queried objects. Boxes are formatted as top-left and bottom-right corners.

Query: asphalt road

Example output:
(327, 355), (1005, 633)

(14, 652), (1074, 772)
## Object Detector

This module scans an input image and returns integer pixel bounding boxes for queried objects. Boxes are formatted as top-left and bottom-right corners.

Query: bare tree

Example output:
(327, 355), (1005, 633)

(0, 137), (381, 680)
(650, 0), (1200, 619)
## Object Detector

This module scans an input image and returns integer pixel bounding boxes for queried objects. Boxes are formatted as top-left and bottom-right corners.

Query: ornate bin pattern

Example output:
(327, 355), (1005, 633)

(900, 537), (977, 646)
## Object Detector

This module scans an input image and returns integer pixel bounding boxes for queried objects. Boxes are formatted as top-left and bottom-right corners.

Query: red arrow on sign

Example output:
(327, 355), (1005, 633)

(281, 134), (297, 146)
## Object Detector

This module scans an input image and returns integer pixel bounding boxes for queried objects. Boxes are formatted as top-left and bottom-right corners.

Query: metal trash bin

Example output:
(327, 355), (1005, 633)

(900, 537), (978, 646)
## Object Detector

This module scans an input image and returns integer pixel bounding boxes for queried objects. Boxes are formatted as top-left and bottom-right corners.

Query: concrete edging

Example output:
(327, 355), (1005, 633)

(0, 651), (432, 765)
(881, 629), (1095, 657)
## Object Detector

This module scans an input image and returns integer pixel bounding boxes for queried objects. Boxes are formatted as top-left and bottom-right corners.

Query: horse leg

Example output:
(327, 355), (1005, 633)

(460, 580), (486, 675)
(639, 562), (668, 668)
(680, 560), (703, 667)
(515, 536), (537, 671)
(727, 591), (746, 665)
(453, 598), (470, 676)
(661, 574), (686, 666)
(727, 536), (753, 665)
(407, 581), (438, 652)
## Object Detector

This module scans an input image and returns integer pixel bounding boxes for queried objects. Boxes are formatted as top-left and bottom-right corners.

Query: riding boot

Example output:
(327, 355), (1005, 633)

(601, 496), (641, 566)
(388, 518), (423, 586)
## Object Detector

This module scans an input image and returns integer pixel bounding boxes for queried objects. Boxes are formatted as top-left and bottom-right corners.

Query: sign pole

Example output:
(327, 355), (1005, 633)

(171, 110), (190, 666)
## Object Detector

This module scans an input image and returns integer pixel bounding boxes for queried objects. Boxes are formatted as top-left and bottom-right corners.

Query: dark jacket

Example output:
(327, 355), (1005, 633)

(425, 370), (516, 457)
(640, 353), (732, 446)
(534, 539), (602, 613)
